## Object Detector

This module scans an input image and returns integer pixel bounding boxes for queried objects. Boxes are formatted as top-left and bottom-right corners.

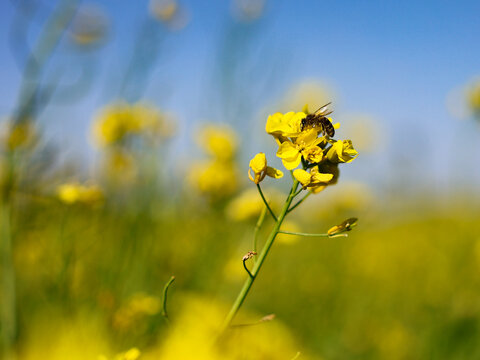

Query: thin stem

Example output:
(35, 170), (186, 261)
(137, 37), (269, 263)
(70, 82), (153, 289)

(243, 259), (253, 278)
(220, 180), (299, 334)
(278, 230), (347, 238)
(253, 206), (267, 257)
(288, 191), (312, 213)
(256, 184), (277, 221)
(161, 276), (175, 322)
(293, 188), (303, 198)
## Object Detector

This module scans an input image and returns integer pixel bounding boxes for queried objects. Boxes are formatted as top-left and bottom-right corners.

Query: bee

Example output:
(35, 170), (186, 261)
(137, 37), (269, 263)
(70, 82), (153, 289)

(300, 102), (335, 137)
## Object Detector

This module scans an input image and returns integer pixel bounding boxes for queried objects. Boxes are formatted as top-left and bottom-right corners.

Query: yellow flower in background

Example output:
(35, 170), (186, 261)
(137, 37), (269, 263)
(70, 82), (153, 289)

(226, 188), (264, 221)
(116, 348), (141, 360)
(149, 0), (178, 22)
(293, 167), (333, 190)
(69, 4), (109, 47)
(248, 152), (283, 184)
(265, 111), (305, 140)
(276, 129), (324, 170)
(197, 124), (238, 161)
(467, 80), (480, 114)
(57, 183), (104, 205)
(156, 295), (309, 360)
(92, 102), (174, 147)
(149, 0), (189, 30)
(326, 140), (358, 163)
(113, 293), (160, 331)
(281, 80), (334, 116)
(2, 121), (36, 151)
(188, 160), (238, 198)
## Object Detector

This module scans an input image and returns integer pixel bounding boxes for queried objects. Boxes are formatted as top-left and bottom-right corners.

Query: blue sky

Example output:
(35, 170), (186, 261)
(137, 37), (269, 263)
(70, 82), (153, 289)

(0, 0), (479, 192)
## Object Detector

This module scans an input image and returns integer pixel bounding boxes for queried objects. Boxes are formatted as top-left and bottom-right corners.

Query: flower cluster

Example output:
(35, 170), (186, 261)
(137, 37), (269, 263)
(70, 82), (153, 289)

(249, 104), (358, 193)
(188, 124), (239, 199)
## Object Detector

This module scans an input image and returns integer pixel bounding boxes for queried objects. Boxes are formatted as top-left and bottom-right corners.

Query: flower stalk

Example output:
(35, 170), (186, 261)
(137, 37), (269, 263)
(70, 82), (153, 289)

(220, 179), (299, 333)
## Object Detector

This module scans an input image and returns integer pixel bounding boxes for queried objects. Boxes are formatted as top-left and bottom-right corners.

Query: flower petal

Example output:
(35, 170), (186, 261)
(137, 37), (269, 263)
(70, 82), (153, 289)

(266, 166), (284, 179)
(293, 169), (311, 187)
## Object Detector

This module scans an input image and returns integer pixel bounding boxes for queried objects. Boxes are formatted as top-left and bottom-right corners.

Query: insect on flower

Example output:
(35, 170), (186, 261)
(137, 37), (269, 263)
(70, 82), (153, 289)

(300, 102), (335, 137)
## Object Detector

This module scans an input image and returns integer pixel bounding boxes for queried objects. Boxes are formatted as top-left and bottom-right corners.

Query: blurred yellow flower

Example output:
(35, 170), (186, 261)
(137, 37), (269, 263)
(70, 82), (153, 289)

(113, 293), (160, 331)
(70, 4), (109, 46)
(149, 0), (178, 22)
(226, 188), (264, 221)
(117, 348), (141, 360)
(467, 79), (480, 115)
(57, 183), (104, 205)
(248, 152), (283, 184)
(156, 295), (309, 360)
(188, 160), (238, 198)
(281, 80), (334, 115)
(293, 167), (333, 191)
(1, 121), (36, 151)
(92, 102), (174, 147)
(196, 124), (238, 161)
(326, 140), (358, 163)
(276, 129), (324, 170)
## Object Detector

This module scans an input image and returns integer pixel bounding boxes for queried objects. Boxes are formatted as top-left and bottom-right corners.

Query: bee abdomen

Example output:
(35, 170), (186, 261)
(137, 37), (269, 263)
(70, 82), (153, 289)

(322, 118), (335, 137)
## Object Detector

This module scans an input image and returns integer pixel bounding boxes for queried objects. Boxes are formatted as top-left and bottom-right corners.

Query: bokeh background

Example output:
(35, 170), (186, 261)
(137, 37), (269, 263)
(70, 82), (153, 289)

(1, 0), (480, 359)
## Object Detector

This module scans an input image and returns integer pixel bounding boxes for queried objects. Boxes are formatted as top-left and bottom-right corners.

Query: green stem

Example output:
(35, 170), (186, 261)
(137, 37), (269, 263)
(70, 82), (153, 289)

(256, 184), (277, 221)
(242, 259), (253, 278)
(220, 180), (299, 333)
(1, 201), (16, 360)
(288, 191), (312, 213)
(161, 276), (175, 322)
(253, 206), (267, 257)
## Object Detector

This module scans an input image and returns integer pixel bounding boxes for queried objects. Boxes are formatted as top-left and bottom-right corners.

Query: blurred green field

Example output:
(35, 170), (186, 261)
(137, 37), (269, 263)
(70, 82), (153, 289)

(2, 181), (480, 359)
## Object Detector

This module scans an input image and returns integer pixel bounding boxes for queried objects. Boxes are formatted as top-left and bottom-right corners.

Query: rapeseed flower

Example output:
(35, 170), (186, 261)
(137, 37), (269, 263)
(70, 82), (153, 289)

(248, 152), (283, 184)
(265, 111), (305, 141)
(188, 160), (238, 198)
(276, 129), (324, 170)
(293, 167), (333, 190)
(196, 124), (238, 161)
(326, 140), (358, 163)
(92, 102), (174, 147)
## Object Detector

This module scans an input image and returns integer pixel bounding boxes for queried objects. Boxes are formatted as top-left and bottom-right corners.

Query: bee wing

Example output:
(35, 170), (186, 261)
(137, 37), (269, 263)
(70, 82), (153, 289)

(313, 102), (333, 116)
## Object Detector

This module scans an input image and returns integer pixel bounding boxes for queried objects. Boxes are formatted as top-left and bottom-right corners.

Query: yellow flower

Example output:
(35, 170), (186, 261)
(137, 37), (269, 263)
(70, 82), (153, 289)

(467, 80), (480, 113)
(293, 167), (333, 191)
(57, 183), (104, 205)
(326, 140), (358, 163)
(226, 188), (264, 221)
(188, 160), (238, 198)
(69, 5), (108, 47)
(149, 0), (178, 22)
(114, 348), (141, 360)
(248, 153), (283, 184)
(4, 122), (36, 151)
(265, 111), (305, 140)
(276, 129), (324, 170)
(92, 102), (174, 147)
(197, 124), (238, 161)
